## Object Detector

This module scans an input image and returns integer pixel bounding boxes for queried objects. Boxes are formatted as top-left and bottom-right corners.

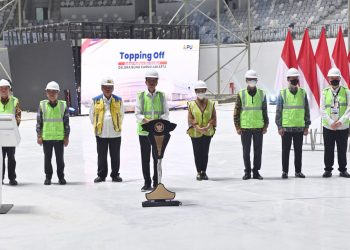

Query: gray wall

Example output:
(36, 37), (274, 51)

(199, 37), (340, 96)
(0, 46), (11, 80)
(8, 40), (77, 112)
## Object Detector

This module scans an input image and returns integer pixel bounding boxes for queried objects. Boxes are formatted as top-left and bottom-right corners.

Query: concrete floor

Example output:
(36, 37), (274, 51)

(1, 104), (350, 250)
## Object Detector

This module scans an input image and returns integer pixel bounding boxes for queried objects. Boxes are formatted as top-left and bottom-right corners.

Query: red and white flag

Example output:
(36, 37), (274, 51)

(275, 30), (298, 92)
(315, 27), (331, 93)
(331, 26), (350, 87)
(298, 29), (321, 121)
(348, 50), (350, 73)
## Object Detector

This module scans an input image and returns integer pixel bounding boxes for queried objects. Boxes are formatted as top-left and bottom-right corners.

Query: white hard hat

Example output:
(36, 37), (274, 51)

(45, 81), (60, 91)
(245, 69), (258, 79)
(0, 79), (11, 87)
(194, 80), (207, 90)
(145, 69), (159, 78)
(101, 77), (114, 86)
(327, 67), (341, 77)
(286, 68), (300, 78)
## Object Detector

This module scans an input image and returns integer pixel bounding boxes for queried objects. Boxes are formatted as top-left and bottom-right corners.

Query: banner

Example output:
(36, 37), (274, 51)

(81, 39), (200, 114)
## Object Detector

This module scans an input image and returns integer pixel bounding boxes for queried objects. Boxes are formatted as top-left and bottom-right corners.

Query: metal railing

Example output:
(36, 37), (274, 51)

(3, 21), (200, 46)
(201, 22), (349, 44)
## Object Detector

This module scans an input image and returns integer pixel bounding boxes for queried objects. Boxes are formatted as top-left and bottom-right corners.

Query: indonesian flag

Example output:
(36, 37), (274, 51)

(275, 30), (298, 92)
(331, 26), (350, 87)
(298, 29), (321, 121)
(315, 27), (331, 94)
(348, 50), (350, 73)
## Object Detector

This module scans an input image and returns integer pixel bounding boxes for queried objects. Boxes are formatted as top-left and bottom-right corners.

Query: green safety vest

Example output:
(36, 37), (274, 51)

(187, 99), (215, 138)
(137, 91), (165, 136)
(322, 86), (349, 126)
(40, 100), (66, 140)
(239, 88), (265, 129)
(281, 88), (306, 127)
(0, 96), (18, 115)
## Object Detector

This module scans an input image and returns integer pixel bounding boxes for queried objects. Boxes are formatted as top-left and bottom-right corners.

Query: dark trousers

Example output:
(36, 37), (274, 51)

(241, 130), (263, 174)
(282, 131), (304, 173)
(43, 140), (65, 179)
(139, 135), (158, 186)
(191, 135), (212, 173)
(323, 127), (348, 172)
(96, 136), (121, 178)
(2, 147), (16, 180)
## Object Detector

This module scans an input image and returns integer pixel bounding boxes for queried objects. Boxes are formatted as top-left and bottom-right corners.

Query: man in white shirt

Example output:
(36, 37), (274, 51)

(135, 69), (169, 191)
(321, 68), (350, 178)
(90, 77), (124, 183)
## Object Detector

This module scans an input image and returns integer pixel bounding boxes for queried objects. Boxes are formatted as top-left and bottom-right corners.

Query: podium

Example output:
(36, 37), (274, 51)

(0, 114), (20, 214)
(141, 119), (181, 207)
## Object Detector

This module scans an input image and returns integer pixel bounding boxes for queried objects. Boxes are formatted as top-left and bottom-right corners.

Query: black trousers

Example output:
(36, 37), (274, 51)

(282, 131), (304, 173)
(43, 140), (65, 179)
(96, 136), (121, 178)
(2, 147), (16, 180)
(191, 135), (212, 173)
(139, 135), (158, 186)
(241, 130), (263, 174)
(323, 127), (348, 172)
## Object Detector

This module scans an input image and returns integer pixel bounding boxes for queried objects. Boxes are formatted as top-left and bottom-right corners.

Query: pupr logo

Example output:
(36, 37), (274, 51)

(183, 44), (193, 50)
(154, 122), (164, 133)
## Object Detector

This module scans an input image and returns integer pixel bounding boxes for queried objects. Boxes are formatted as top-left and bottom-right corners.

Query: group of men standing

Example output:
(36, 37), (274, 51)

(2, 66), (350, 190)
(234, 67), (350, 180)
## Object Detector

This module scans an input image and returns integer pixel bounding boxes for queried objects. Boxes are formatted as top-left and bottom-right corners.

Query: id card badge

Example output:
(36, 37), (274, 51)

(331, 107), (339, 115)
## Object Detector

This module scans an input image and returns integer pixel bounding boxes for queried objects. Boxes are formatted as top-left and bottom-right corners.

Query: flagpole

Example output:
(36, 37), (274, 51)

(348, 0), (350, 50)
(247, 0), (251, 68)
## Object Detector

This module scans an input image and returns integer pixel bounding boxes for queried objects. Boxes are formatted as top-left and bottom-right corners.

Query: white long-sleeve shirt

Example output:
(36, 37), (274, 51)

(321, 86), (350, 130)
(135, 90), (169, 123)
(89, 95), (124, 138)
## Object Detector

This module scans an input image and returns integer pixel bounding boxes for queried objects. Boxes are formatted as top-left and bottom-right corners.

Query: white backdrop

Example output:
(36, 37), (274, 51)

(81, 39), (200, 114)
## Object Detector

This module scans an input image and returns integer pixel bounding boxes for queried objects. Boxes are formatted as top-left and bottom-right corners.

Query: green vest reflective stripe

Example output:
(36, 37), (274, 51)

(0, 96), (18, 115)
(239, 88), (264, 129)
(322, 86), (349, 126)
(187, 99), (215, 138)
(137, 91), (165, 136)
(41, 100), (66, 140)
(281, 88), (306, 127)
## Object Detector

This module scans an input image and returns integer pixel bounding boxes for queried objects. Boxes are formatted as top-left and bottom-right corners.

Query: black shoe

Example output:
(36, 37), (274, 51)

(282, 172), (288, 179)
(44, 179), (51, 185)
(141, 185), (152, 192)
(112, 176), (123, 182)
(94, 177), (106, 183)
(201, 172), (209, 180)
(323, 171), (332, 178)
(9, 179), (18, 186)
(340, 171), (350, 178)
(153, 182), (158, 188)
(59, 178), (67, 185)
(196, 173), (202, 181)
(253, 172), (263, 180)
(295, 172), (306, 178)
(242, 173), (251, 180)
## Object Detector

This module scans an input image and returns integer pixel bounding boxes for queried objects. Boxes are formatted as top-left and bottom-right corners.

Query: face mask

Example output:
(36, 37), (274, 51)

(330, 79), (340, 86)
(290, 79), (299, 86)
(247, 80), (257, 87)
(196, 93), (205, 100)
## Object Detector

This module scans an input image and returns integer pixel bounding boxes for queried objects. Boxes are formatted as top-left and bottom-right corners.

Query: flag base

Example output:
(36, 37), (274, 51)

(0, 204), (13, 214)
